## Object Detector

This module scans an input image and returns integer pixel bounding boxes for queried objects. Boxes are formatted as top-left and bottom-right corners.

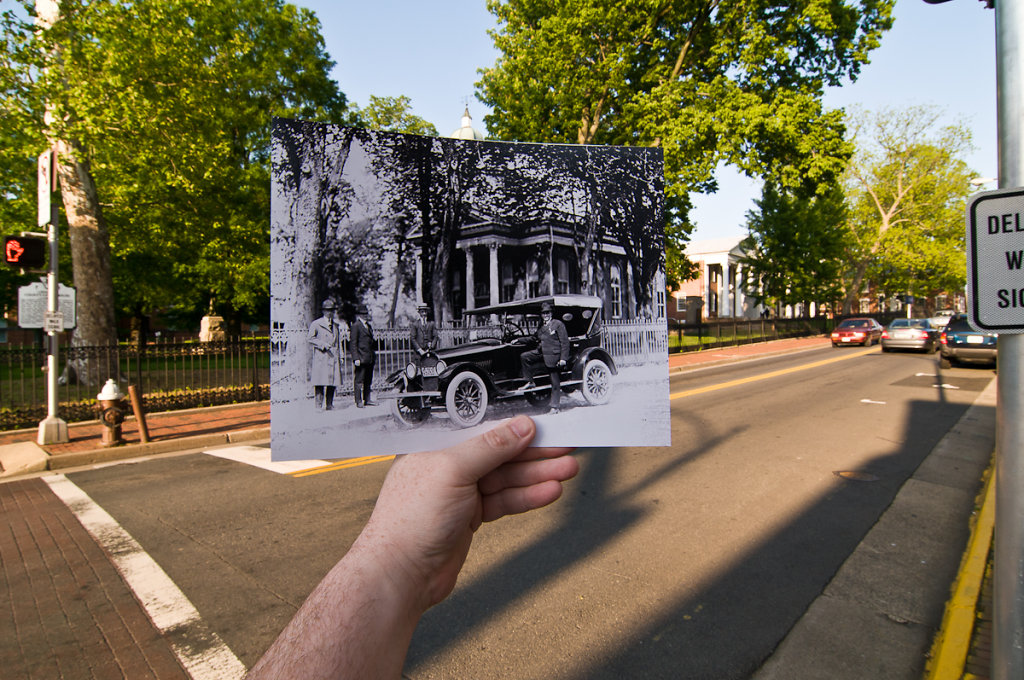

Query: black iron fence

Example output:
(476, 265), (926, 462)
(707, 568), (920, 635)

(0, 316), (870, 430)
(0, 337), (269, 431)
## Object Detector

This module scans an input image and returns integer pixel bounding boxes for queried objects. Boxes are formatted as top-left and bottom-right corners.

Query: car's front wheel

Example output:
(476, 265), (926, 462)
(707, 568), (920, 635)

(389, 383), (430, 427)
(581, 359), (613, 405)
(445, 371), (488, 428)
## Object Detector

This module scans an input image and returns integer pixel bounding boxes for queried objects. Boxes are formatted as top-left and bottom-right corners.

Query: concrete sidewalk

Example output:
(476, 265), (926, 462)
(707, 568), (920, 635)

(0, 334), (993, 679)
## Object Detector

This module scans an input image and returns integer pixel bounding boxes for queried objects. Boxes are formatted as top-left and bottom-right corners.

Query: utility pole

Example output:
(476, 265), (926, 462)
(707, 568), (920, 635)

(993, 4), (1024, 678)
(34, 0), (68, 445)
(35, 149), (67, 445)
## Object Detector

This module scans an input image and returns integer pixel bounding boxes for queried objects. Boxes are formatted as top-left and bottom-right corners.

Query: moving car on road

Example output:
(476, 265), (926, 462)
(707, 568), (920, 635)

(938, 315), (998, 369)
(880, 318), (940, 353)
(382, 295), (617, 428)
(831, 317), (883, 347)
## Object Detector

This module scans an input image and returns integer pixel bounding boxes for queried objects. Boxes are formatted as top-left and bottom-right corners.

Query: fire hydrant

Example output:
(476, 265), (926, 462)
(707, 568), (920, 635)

(96, 379), (126, 447)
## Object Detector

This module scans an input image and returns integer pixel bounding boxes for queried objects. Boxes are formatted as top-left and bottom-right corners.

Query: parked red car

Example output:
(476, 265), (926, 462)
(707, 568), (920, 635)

(831, 317), (884, 347)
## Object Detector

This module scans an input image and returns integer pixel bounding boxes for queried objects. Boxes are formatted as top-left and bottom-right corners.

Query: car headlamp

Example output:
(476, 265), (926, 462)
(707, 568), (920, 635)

(435, 359), (447, 374)
(406, 363), (417, 379)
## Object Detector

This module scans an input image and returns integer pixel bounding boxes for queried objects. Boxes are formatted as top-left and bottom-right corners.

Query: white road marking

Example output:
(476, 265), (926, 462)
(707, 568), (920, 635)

(934, 384), (961, 389)
(204, 445), (330, 474)
(44, 475), (247, 680)
(860, 399), (887, 405)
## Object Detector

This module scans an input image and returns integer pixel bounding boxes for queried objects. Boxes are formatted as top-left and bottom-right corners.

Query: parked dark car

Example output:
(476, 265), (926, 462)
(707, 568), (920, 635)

(881, 318), (940, 353)
(939, 315), (998, 369)
(382, 295), (617, 428)
(831, 317), (884, 347)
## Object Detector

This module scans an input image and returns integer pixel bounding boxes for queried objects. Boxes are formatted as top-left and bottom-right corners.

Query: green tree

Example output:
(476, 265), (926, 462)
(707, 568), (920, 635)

(356, 95), (439, 137)
(741, 182), (849, 314)
(843, 106), (973, 313)
(1, 0), (349, 355)
(478, 0), (893, 270)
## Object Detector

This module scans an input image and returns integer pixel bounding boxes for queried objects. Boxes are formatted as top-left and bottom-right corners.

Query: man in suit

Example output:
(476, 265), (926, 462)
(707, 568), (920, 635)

(520, 301), (569, 414)
(307, 299), (342, 411)
(351, 304), (376, 408)
(410, 303), (439, 368)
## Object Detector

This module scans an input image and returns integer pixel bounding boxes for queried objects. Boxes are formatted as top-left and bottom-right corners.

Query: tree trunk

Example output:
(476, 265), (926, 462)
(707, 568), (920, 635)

(55, 140), (117, 386)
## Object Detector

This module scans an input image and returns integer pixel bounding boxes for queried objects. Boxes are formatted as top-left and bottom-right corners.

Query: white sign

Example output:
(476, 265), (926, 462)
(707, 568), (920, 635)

(17, 281), (76, 330)
(967, 187), (1024, 332)
(38, 150), (55, 227)
(43, 311), (63, 333)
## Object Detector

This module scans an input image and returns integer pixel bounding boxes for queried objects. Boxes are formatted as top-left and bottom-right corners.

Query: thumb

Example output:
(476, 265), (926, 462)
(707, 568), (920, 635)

(444, 415), (536, 481)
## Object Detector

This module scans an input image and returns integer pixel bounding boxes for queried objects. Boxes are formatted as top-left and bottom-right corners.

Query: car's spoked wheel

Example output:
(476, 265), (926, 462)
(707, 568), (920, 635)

(581, 359), (612, 405)
(445, 372), (488, 428)
(390, 393), (429, 427)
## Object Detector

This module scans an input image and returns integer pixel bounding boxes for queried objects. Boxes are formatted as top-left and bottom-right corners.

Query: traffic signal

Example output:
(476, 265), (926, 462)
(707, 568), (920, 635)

(4, 235), (47, 269)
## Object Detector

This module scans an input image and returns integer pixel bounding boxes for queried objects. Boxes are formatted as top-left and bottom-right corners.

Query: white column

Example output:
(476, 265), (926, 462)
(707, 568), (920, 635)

(465, 246), (475, 311)
(735, 263), (746, 318)
(415, 256), (424, 304)
(489, 244), (500, 306)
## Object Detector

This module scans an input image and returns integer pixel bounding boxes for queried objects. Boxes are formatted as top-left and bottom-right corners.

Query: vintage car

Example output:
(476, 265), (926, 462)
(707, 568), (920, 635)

(383, 295), (617, 428)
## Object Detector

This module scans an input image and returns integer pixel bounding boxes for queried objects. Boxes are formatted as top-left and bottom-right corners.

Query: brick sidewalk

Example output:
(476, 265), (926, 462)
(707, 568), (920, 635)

(0, 401), (270, 458)
(0, 478), (189, 679)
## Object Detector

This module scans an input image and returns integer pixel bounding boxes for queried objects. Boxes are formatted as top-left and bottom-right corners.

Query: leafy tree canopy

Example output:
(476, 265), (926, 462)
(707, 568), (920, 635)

(355, 95), (439, 137)
(742, 181), (849, 313)
(478, 0), (894, 271)
(843, 105), (973, 312)
(1, 0), (351, 330)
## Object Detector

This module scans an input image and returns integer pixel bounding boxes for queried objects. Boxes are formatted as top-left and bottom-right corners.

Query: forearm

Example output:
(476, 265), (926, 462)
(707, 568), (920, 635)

(246, 536), (426, 680)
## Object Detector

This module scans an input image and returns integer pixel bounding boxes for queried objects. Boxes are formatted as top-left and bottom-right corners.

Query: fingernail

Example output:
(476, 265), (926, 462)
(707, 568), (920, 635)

(509, 415), (532, 438)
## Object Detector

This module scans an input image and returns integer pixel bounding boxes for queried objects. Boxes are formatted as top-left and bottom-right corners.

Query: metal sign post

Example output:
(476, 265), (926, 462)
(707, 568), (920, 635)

(36, 149), (67, 445)
(991, 2), (1024, 678)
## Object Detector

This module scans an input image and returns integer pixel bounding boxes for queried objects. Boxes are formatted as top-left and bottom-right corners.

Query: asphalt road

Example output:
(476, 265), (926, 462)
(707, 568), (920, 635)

(65, 345), (995, 679)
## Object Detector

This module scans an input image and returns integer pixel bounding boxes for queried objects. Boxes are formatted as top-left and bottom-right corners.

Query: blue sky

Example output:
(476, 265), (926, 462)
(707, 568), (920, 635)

(296, 0), (997, 242)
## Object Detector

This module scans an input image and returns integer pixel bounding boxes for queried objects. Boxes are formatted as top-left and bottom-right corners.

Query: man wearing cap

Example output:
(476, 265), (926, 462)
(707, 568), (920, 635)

(307, 299), (342, 411)
(520, 301), (569, 414)
(411, 303), (439, 369)
(351, 304), (377, 408)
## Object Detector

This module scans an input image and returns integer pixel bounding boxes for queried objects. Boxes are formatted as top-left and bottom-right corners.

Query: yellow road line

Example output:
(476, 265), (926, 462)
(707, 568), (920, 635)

(926, 465), (995, 680)
(291, 346), (874, 474)
(670, 346), (877, 400)
(289, 454), (396, 478)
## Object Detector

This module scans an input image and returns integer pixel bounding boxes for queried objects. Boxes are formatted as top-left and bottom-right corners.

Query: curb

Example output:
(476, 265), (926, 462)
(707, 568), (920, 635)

(925, 461), (996, 680)
(668, 339), (830, 375)
(0, 428), (270, 478)
(45, 427), (270, 470)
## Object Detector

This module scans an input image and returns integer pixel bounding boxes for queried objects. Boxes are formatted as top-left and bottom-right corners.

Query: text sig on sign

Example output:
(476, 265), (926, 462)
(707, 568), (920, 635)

(967, 188), (1024, 331)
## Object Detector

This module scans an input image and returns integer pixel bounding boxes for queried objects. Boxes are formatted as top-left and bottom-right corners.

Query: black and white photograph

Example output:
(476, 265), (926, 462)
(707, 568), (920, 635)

(270, 118), (670, 459)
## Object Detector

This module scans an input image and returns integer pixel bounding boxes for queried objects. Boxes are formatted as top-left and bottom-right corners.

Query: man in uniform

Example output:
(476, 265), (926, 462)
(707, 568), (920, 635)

(351, 304), (377, 408)
(520, 301), (569, 414)
(410, 303), (439, 368)
(307, 299), (342, 411)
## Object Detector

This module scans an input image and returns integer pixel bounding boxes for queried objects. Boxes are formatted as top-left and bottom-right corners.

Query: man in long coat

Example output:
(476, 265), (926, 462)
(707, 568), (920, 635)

(520, 301), (569, 414)
(410, 303), (438, 368)
(351, 304), (376, 408)
(307, 299), (342, 411)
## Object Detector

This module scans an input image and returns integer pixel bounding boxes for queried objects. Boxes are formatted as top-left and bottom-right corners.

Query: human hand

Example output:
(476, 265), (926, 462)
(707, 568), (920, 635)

(354, 359), (361, 367)
(557, 360), (566, 367)
(354, 415), (578, 612)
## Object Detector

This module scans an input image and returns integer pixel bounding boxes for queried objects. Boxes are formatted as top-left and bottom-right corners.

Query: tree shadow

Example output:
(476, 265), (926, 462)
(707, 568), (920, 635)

(405, 386), (991, 679)
(405, 407), (738, 671)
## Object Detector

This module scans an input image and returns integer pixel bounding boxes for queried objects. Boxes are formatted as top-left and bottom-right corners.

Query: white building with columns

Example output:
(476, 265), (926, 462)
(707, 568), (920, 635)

(675, 237), (765, 320)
